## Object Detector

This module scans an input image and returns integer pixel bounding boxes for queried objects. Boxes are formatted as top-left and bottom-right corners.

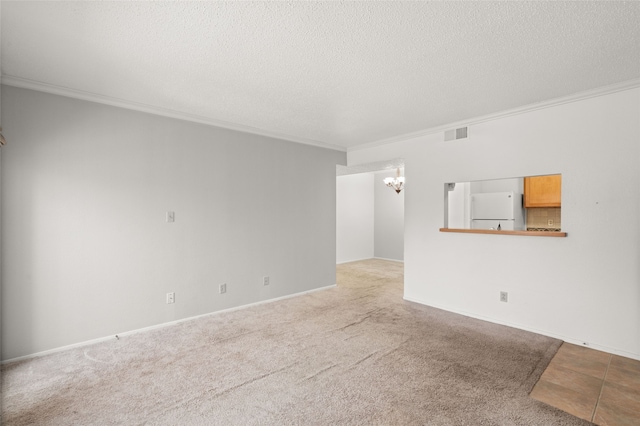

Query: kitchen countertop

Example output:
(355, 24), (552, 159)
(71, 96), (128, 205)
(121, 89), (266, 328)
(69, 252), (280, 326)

(439, 228), (567, 237)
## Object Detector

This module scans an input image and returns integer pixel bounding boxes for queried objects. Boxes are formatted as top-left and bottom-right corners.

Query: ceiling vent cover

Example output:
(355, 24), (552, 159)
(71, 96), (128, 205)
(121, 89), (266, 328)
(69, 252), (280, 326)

(444, 127), (468, 141)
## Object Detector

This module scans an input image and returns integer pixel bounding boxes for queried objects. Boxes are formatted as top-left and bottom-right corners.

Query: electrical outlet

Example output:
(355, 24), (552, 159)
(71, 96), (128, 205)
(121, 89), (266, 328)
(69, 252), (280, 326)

(166, 211), (175, 223)
(263, 276), (270, 286)
(219, 283), (227, 294)
(500, 291), (508, 303)
(547, 219), (554, 226)
(166, 292), (175, 304)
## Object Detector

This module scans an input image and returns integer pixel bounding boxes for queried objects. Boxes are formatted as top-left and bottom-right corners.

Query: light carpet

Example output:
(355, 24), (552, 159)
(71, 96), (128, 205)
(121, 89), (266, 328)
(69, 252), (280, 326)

(1, 259), (589, 425)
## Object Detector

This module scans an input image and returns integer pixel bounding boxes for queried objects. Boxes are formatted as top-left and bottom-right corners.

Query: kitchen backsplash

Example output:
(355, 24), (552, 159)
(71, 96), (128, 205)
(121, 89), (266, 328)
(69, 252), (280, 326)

(526, 207), (561, 231)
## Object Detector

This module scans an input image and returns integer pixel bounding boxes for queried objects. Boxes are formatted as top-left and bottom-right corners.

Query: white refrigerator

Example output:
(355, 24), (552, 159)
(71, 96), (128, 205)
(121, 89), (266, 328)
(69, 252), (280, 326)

(470, 191), (524, 230)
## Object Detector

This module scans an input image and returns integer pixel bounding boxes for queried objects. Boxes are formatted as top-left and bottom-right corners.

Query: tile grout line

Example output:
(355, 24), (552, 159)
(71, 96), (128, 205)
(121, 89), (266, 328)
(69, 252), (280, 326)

(591, 354), (612, 423)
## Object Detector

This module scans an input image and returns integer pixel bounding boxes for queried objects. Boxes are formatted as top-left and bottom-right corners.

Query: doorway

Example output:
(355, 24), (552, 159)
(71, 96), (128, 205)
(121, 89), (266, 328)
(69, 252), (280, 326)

(335, 160), (405, 276)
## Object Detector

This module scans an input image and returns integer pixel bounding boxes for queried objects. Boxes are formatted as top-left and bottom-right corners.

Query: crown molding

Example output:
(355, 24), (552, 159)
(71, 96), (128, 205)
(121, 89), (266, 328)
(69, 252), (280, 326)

(4, 75), (637, 154)
(349, 78), (640, 152)
(0, 75), (347, 153)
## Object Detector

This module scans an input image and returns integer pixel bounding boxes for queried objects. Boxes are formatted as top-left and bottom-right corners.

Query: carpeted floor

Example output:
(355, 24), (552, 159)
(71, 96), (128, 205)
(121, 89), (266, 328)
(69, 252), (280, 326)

(1, 259), (589, 425)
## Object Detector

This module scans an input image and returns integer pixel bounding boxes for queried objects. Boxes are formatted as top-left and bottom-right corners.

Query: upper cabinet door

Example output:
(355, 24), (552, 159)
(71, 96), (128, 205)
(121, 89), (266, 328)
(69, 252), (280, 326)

(524, 175), (561, 208)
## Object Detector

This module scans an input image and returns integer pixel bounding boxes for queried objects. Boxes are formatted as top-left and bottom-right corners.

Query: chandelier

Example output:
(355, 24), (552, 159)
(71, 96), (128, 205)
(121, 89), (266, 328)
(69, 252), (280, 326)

(384, 168), (405, 194)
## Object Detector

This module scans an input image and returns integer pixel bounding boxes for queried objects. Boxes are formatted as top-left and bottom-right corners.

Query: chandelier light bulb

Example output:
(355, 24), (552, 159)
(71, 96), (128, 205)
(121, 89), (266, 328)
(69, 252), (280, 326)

(384, 168), (405, 194)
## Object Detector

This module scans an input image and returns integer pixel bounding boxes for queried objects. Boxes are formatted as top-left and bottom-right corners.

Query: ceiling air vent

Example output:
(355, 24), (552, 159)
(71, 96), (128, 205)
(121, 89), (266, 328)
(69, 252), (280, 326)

(444, 127), (468, 141)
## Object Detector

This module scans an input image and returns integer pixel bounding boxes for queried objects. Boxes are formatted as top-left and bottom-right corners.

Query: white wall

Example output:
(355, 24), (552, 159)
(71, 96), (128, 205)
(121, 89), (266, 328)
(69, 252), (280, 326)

(447, 182), (470, 229)
(374, 170), (404, 261)
(470, 177), (523, 194)
(348, 87), (640, 360)
(1, 85), (346, 360)
(336, 173), (374, 263)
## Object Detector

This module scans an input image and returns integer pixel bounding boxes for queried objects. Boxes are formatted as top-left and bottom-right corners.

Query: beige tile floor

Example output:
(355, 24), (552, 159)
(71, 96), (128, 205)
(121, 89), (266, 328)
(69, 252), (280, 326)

(530, 343), (640, 425)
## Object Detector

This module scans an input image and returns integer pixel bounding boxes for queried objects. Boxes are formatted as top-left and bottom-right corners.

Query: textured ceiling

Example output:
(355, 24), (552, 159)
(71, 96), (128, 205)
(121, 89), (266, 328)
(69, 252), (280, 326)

(2, 1), (639, 151)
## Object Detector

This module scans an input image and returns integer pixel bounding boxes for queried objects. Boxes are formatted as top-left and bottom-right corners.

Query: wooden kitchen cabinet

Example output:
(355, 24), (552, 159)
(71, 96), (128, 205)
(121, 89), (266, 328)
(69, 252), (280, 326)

(524, 174), (561, 207)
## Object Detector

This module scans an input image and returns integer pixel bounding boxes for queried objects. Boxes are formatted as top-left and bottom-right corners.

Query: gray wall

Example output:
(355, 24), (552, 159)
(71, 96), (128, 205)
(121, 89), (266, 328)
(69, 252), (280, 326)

(1, 85), (345, 360)
(374, 170), (404, 261)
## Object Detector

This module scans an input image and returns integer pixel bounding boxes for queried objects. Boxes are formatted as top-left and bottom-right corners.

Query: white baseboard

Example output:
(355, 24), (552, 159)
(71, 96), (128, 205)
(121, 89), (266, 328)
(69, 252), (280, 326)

(373, 257), (404, 263)
(403, 295), (640, 361)
(337, 257), (404, 265)
(2, 283), (337, 365)
(336, 257), (373, 265)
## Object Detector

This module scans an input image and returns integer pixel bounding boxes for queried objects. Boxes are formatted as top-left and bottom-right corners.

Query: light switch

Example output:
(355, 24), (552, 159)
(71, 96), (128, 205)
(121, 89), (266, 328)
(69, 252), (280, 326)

(167, 211), (175, 223)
